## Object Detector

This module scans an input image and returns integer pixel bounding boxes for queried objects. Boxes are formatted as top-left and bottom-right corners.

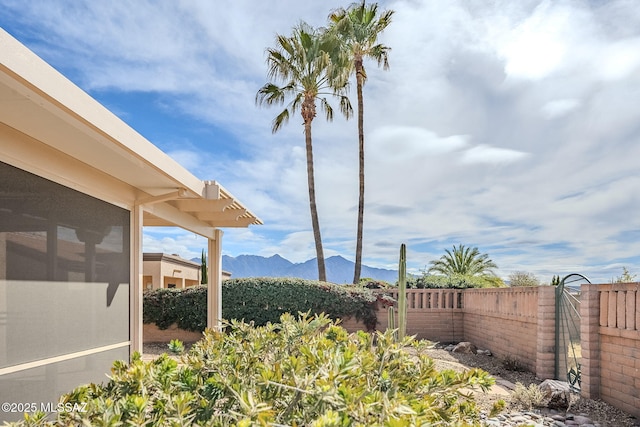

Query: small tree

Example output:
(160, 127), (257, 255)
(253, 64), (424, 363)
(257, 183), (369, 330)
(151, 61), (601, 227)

(611, 266), (637, 283)
(508, 271), (540, 287)
(200, 249), (208, 285)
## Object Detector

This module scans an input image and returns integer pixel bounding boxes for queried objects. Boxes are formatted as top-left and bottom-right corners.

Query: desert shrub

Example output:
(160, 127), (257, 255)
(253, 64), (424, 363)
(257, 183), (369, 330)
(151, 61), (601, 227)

(510, 382), (547, 410)
(13, 314), (498, 426)
(144, 278), (380, 331)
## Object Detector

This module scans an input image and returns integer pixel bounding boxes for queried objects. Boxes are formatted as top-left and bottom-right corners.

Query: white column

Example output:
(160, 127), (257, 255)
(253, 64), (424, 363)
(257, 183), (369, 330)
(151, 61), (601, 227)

(130, 205), (144, 354)
(207, 229), (223, 329)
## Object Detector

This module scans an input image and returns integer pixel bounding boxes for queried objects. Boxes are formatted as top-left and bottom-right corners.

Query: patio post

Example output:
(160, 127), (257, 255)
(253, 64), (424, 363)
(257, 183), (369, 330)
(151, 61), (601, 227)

(207, 228), (223, 329)
(131, 204), (144, 354)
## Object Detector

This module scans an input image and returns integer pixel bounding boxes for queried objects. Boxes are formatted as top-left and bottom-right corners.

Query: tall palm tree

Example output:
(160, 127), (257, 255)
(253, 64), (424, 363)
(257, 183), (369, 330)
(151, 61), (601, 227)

(256, 23), (352, 282)
(329, 1), (394, 284)
(428, 244), (498, 277)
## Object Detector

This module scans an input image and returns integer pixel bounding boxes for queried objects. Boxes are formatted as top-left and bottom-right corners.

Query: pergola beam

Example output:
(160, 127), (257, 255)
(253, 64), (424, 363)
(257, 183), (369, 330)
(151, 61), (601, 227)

(172, 198), (233, 212)
(205, 217), (256, 228)
(197, 209), (247, 222)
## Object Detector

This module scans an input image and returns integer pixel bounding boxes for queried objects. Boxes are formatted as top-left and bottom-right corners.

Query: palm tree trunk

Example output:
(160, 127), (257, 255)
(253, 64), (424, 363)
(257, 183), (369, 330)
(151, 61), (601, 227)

(353, 59), (365, 284)
(304, 117), (327, 282)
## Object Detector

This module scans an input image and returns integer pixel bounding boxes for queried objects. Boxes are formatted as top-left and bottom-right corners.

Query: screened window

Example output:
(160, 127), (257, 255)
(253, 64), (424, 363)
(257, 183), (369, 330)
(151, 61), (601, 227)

(0, 161), (130, 412)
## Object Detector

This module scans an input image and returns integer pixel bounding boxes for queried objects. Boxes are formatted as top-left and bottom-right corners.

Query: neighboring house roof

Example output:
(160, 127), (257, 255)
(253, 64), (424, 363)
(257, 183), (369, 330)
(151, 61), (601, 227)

(0, 28), (261, 236)
(143, 253), (201, 269)
(143, 252), (231, 277)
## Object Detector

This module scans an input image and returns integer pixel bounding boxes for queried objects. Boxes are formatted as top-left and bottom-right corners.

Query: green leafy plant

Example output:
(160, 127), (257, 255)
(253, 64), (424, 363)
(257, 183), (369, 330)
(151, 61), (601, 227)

(168, 339), (185, 355)
(11, 314), (499, 426)
(143, 286), (208, 331)
(143, 278), (381, 332)
(223, 277), (379, 330)
(412, 273), (506, 289)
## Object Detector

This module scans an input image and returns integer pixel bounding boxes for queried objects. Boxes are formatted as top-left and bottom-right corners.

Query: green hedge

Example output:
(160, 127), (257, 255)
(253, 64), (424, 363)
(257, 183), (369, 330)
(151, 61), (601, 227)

(407, 274), (506, 288)
(143, 277), (381, 332)
(143, 286), (208, 331)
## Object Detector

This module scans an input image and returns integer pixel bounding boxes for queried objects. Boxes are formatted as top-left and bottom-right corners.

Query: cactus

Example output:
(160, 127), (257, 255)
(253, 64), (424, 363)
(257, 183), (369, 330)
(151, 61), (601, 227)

(398, 243), (407, 341)
(387, 305), (395, 337)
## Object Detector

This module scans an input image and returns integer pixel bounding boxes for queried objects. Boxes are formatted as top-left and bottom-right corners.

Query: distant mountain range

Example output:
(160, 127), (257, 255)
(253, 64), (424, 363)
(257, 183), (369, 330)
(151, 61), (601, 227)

(217, 254), (398, 284)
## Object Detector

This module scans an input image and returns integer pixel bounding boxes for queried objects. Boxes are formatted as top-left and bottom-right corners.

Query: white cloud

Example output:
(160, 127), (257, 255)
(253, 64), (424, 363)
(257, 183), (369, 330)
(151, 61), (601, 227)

(540, 99), (580, 119)
(499, 1), (571, 80)
(460, 145), (529, 165)
(3, 0), (640, 283)
(369, 126), (468, 159)
(143, 229), (207, 260)
(597, 37), (640, 81)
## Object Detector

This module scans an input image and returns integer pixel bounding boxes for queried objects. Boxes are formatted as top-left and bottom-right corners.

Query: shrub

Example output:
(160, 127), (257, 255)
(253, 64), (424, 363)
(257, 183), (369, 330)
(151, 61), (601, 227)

(508, 271), (540, 287)
(143, 285), (208, 331)
(143, 277), (381, 331)
(223, 277), (379, 329)
(510, 382), (547, 410)
(410, 274), (506, 289)
(15, 314), (498, 426)
(167, 339), (184, 355)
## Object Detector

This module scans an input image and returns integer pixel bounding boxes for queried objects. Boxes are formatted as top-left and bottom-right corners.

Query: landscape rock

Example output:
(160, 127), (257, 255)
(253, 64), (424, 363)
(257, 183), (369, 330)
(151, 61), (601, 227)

(452, 341), (478, 354)
(539, 379), (572, 410)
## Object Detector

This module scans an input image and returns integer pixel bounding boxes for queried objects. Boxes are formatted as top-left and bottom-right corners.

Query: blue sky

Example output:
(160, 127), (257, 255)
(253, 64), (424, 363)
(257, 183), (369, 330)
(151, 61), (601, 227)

(2, 0), (640, 283)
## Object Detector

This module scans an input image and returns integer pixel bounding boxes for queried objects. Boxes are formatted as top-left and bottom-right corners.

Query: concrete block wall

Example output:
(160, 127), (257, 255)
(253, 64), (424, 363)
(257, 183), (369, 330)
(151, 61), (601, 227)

(535, 286), (556, 380)
(463, 287), (551, 375)
(371, 287), (556, 378)
(339, 315), (371, 332)
(381, 289), (465, 342)
(463, 312), (538, 372)
(581, 283), (640, 419)
(407, 310), (464, 342)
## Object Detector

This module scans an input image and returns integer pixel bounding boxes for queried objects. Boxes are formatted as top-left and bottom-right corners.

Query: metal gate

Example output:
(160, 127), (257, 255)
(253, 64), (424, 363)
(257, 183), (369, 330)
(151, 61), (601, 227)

(555, 273), (590, 391)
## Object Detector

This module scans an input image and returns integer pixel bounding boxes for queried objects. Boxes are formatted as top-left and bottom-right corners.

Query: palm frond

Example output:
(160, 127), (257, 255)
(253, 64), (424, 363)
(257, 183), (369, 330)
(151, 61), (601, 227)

(338, 95), (353, 119)
(428, 245), (498, 277)
(257, 21), (352, 134)
(256, 83), (286, 106)
(272, 108), (290, 134)
(319, 97), (334, 122)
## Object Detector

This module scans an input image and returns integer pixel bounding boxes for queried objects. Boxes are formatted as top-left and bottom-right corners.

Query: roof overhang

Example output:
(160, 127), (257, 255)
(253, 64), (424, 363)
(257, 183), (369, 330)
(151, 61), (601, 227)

(0, 29), (261, 236)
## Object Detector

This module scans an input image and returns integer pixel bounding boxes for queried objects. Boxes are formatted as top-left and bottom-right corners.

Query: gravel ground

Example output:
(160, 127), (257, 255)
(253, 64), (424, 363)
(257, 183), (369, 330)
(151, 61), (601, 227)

(421, 347), (639, 427)
(143, 342), (638, 426)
